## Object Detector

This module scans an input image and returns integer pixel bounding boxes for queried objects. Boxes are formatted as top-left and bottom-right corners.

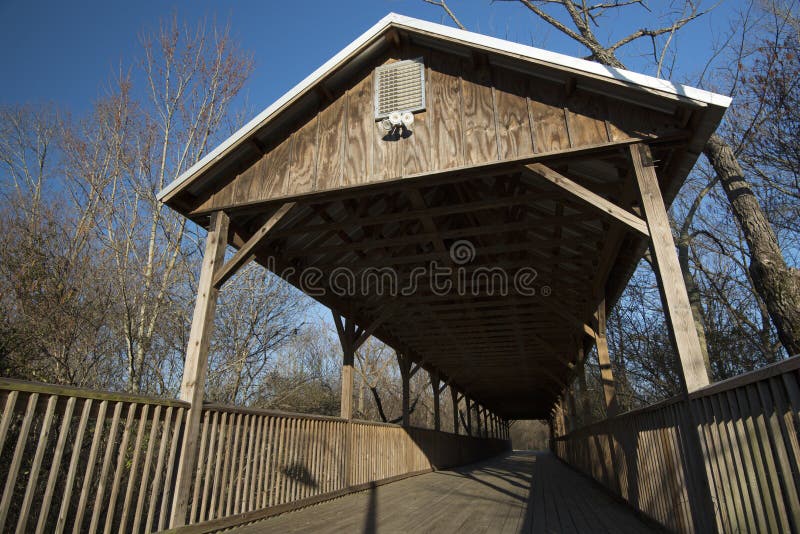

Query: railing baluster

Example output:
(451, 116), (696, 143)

(199, 410), (218, 523)
(145, 405), (173, 534)
(120, 404), (149, 534)
(132, 404), (160, 534)
(103, 403), (137, 534)
(16, 394), (58, 533)
(89, 401), (124, 533)
(0, 390), (19, 458)
(0, 392), (39, 531)
(74, 399), (108, 534)
(190, 410), (211, 524)
(158, 407), (184, 531)
(37, 396), (76, 534)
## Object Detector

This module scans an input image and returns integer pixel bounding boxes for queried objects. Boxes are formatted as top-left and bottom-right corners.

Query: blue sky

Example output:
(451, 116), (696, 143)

(1, 0), (739, 117)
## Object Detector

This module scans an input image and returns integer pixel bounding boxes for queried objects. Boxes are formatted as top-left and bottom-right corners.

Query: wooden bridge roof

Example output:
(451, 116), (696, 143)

(160, 14), (730, 419)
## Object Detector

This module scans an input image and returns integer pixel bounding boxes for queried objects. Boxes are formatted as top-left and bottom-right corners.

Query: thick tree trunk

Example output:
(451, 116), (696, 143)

(704, 133), (800, 356)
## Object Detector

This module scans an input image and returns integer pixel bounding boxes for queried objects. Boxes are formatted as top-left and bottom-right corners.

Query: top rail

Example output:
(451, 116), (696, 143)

(557, 355), (800, 438)
(0, 377), (190, 409)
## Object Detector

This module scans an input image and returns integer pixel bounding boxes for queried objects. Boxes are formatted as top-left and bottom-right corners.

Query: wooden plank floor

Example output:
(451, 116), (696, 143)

(229, 451), (661, 533)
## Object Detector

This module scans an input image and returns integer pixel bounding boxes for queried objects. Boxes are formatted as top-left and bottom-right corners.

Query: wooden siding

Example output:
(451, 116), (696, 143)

(193, 49), (685, 213)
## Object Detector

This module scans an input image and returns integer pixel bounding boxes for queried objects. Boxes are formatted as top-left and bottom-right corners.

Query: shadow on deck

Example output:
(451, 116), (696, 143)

(229, 451), (660, 533)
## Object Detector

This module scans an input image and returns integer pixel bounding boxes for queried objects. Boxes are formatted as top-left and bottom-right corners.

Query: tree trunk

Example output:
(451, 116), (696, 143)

(704, 133), (800, 356)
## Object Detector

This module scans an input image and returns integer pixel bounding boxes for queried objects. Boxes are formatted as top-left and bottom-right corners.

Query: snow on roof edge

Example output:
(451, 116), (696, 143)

(158, 12), (731, 203)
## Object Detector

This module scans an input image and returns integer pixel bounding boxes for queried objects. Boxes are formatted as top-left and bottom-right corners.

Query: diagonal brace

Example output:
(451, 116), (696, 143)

(522, 163), (649, 237)
(212, 202), (295, 288)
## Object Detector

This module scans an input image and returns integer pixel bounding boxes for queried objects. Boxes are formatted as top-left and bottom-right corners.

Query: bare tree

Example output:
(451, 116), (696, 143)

(81, 17), (254, 393)
(0, 106), (119, 386)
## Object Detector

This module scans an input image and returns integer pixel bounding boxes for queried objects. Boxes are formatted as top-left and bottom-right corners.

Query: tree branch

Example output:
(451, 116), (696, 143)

(423, 0), (466, 29)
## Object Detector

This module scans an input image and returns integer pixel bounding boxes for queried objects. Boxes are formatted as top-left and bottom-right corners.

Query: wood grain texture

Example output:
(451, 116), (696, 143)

(528, 79), (569, 153)
(263, 135), (293, 199)
(428, 50), (464, 170)
(316, 98), (347, 191)
(287, 115), (319, 196)
(223, 452), (657, 534)
(566, 89), (611, 146)
(493, 67), (534, 160)
(401, 61), (432, 176)
(187, 54), (686, 213)
(630, 144), (709, 392)
(344, 75), (374, 186)
(461, 60), (498, 165)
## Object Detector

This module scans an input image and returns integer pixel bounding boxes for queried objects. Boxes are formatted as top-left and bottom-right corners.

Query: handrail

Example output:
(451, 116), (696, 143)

(556, 354), (800, 439)
(0, 377), (190, 408)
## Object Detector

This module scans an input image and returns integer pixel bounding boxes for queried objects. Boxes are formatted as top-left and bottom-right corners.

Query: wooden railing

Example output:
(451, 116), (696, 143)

(184, 405), (509, 528)
(0, 379), (508, 533)
(0, 379), (187, 534)
(554, 356), (800, 534)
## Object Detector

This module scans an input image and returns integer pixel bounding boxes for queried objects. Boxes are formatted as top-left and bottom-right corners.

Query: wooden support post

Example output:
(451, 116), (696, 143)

(450, 388), (459, 435)
(577, 347), (590, 425)
(170, 211), (229, 528)
(566, 387), (577, 432)
(629, 144), (710, 392)
(476, 405), (483, 437)
(334, 309), (390, 420)
(397, 353), (412, 427)
(430, 370), (441, 431)
(332, 313), (358, 420)
(465, 398), (472, 436)
(595, 297), (619, 418)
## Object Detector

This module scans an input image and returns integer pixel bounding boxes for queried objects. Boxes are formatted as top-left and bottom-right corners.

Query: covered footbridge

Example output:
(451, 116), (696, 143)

(1, 13), (798, 534)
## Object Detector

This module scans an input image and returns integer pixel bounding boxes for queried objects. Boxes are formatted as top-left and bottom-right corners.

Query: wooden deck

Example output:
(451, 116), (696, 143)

(229, 451), (659, 533)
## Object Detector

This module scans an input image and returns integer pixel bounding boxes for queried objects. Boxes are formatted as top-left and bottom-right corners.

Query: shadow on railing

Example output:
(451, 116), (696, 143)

(553, 355), (800, 534)
(0, 379), (509, 534)
(182, 406), (509, 531)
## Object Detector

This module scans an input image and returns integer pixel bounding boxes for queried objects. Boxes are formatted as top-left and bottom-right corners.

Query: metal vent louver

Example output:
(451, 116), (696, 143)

(374, 58), (425, 119)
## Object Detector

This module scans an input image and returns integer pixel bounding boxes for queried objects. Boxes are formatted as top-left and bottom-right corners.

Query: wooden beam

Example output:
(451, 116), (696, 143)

(397, 353), (412, 428)
(629, 144), (709, 392)
(450, 387), (459, 435)
(430, 370), (441, 431)
(408, 363), (420, 379)
(537, 298), (596, 339)
(170, 211), (229, 527)
(595, 297), (619, 418)
(522, 163), (649, 237)
(465, 397), (473, 436)
(188, 135), (672, 215)
(352, 306), (394, 351)
(212, 202), (295, 288)
(332, 312), (357, 420)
